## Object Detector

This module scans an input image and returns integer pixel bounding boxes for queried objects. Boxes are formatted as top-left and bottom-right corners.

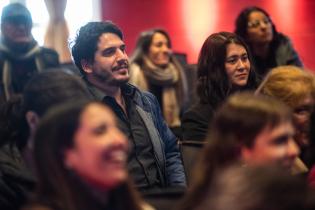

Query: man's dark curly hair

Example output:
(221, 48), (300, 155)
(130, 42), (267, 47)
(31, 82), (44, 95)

(71, 21), (123, 77)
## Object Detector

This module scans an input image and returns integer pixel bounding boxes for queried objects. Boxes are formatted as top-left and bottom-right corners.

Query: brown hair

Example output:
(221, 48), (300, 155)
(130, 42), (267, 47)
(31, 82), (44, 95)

(196, 165), (315, 210)
(177, 92), (292, 210)
(24, 101), (143, 210)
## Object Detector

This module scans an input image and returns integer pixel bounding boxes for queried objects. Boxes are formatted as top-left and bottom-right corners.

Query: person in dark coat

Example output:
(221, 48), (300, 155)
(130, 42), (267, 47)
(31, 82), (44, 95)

(235, 6), (303, 78)
(0, 70), (91, 210)
(0, 3), (60, 103)
(71, 21), (186, 190)
(0, 97), (35, 210)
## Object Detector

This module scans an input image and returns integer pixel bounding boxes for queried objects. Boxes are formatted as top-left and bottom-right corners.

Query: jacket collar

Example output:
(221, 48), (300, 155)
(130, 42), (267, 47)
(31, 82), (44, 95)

(86, 81), (144, 106)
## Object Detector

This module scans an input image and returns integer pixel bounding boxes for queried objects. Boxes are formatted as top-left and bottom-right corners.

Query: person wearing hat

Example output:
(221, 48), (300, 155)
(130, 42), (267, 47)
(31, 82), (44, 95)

(0, 3), (60, 103)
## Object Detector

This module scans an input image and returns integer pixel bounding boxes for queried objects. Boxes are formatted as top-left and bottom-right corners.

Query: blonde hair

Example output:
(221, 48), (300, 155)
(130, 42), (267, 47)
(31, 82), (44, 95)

(256, 66), (315, 108)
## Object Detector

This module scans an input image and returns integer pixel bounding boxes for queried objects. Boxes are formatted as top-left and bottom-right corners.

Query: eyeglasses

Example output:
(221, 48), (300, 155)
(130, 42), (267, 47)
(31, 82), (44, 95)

(247, 18), (271, 28)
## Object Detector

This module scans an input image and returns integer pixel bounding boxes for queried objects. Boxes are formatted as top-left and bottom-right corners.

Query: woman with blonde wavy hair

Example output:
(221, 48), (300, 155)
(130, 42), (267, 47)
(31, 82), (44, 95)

(256, 65), (315, 167)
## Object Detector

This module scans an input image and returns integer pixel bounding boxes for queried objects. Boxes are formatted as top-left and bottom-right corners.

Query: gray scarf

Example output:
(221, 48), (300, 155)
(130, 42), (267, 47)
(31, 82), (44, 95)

(0, 39), (43, 100)
(142, 56), (179, 86)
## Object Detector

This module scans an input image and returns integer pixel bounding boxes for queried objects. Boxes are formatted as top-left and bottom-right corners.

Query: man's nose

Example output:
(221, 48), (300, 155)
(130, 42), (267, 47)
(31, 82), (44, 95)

(116, 49), (128, 61)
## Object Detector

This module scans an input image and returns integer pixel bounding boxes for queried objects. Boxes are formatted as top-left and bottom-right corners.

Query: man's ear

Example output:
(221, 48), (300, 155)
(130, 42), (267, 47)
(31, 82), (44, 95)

(25, 111), (39, 134)
(81, 59), (93, 74)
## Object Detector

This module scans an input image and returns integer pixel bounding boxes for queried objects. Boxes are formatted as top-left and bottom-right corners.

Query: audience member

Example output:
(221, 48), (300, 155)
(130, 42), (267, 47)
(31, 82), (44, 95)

(71, 21), (186, 190)
(235, 6), (302, 78)
(256, 66), (315, 168)
(129, 29), (189, 136)
(22, 101), (148, 210)
(0, 3), (60, 103)
(181, 32), (257, 142)
(307, 105), (315, 187)
(180, 165), (315, 210)
(19, 70), (91, 171)
(0, 96), (35, 210)
(178, 92), (299, 210)
(0, 70), (91, 209)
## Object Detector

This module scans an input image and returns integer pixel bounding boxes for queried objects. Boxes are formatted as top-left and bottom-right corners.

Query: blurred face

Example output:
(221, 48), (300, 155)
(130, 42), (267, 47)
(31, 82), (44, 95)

(241, 121), (300, 170)
(225, 43), (251, 88)
(85, 33), (129, 86)
(64, 103), (128, 190)
(1, 17), (32, 43)
(148, 32), (172, 67)
(292, 94), (314, 147)
(246, 11), (273, 45)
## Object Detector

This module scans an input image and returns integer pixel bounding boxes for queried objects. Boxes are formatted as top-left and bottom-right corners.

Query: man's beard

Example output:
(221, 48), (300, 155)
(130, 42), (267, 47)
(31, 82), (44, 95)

(93, 70), (129, 87)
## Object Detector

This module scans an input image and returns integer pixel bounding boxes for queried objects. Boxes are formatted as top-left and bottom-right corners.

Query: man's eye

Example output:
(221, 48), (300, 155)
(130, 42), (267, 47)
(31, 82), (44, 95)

(120, 45), (126, 52)
(103, 48), (116, 57)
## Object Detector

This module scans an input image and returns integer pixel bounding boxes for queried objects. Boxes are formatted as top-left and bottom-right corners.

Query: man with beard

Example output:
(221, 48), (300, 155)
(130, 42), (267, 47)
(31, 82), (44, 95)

(0, 3), (59, 103)
(71, 21), (186, 191)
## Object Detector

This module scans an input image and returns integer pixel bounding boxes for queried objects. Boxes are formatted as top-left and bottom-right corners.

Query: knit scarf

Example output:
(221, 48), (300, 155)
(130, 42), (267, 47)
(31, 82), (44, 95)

(0, 38), (43, 100)
(140, 56), (188, 127)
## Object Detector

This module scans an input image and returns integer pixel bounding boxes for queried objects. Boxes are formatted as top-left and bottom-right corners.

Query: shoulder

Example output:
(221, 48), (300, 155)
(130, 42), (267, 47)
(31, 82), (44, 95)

(127, 83), (155, 101)
(181, 103), (214, 141)
(39, 47), (59, 56)
(129, 63), (147, 88)
(129, 62), (141, 71)
(40, 47), (59, 63)
(182, 103), (214, 121)
(275, 33), (293, 46)
(38, 47), (60, 65)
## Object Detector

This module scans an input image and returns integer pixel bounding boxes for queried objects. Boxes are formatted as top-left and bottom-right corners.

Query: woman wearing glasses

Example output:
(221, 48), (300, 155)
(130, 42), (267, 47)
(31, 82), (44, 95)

(235, 6), (303, 78)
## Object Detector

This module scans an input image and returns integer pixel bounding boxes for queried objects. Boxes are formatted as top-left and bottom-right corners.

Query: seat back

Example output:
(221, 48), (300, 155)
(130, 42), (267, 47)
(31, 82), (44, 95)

(179, 140), (205, 185)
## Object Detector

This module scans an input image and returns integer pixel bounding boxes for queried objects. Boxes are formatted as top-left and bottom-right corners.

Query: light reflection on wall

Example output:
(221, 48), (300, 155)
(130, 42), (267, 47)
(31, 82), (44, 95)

(268, 0), (295, 33)
(182, 0), (218, 63)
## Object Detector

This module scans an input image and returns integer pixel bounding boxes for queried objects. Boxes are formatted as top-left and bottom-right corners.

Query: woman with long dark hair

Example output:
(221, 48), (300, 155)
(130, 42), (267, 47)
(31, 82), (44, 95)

(181, 32), (257, 141)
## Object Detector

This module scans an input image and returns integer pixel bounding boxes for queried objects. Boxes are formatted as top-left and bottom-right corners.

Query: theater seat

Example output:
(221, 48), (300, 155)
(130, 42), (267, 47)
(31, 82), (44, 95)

(179, 140), (205, 185)
(141, 186), (186, 210)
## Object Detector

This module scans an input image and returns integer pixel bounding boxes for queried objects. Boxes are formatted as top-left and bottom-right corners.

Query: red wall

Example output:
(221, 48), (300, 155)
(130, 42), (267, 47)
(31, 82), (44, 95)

(101, 0), (315, 70)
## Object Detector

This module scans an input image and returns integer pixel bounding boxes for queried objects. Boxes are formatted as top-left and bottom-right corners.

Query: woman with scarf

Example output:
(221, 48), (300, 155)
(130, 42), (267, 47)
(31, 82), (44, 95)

(129, 29), (188, 137)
